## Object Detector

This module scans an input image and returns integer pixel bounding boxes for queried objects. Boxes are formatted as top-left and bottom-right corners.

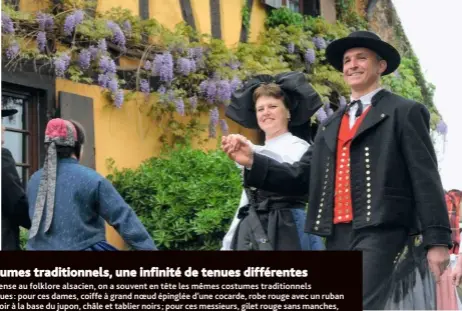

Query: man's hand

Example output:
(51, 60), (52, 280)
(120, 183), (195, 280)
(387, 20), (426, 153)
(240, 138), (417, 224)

(221, 134), (254, 168)
(427, 245), (450, 283)
(451, 254), (462, 286)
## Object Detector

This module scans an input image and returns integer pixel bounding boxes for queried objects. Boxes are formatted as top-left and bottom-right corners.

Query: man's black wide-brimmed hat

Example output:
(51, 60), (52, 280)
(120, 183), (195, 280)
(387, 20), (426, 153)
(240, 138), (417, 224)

(326, 31), (401, 76)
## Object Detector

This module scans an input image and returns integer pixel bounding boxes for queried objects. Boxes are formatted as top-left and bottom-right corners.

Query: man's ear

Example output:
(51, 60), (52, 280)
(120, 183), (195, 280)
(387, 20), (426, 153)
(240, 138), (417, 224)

(378, 60), (388, 75)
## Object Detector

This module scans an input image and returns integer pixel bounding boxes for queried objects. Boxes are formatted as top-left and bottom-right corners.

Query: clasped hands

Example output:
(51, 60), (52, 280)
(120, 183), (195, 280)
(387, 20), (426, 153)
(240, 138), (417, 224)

(221, 134), (254, 168)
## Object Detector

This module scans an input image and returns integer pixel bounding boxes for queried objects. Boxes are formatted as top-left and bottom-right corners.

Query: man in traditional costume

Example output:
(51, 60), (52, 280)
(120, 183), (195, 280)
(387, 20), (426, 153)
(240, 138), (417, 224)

(222, 31), (451, 310)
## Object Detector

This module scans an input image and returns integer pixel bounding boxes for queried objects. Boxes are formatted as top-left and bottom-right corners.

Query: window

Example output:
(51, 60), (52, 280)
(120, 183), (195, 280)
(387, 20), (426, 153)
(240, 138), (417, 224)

(302, 0), (320, 17)
(287, 0), (300, 12)
(2, 83), (46, 187)
(282, 0), (320, 17)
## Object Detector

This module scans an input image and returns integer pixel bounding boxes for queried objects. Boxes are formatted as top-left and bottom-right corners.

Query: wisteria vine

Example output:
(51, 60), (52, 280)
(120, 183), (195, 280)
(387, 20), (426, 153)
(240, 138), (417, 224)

(0, 4), (446, 139)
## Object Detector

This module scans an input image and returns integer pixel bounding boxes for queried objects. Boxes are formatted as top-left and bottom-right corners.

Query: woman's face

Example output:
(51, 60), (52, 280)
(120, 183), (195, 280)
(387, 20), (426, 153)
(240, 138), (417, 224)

(255, 96), (290, 137)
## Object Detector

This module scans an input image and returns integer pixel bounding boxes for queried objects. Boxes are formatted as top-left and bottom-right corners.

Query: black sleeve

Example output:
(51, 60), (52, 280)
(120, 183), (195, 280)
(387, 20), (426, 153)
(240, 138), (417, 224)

(400, 104), (451, 248)
(244, 144), (313, 196)
(1, 148), (31, 229)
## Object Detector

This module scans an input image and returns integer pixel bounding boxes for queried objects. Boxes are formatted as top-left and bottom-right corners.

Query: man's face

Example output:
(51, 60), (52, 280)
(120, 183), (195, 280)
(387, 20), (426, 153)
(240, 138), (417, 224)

(342, 47), (387, 89)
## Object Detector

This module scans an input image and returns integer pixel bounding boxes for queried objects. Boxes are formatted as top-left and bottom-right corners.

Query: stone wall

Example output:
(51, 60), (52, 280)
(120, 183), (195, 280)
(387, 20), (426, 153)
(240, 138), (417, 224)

(321, 0), (337, 23)
(365, 0), (412, 56)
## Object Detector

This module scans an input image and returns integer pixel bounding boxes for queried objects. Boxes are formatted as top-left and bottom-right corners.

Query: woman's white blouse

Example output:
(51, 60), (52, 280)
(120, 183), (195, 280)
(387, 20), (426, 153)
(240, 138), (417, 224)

(221, 132), (310, 250)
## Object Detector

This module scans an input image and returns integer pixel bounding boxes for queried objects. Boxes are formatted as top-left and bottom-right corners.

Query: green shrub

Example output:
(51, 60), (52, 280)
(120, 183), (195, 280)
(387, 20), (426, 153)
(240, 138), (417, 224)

(265, 7), (305, 28)
(106, 144), (243, 250)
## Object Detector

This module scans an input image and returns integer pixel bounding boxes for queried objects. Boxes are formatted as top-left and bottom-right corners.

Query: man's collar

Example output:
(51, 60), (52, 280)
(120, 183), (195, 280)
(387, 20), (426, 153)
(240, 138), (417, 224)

(350, 87), (384, 106)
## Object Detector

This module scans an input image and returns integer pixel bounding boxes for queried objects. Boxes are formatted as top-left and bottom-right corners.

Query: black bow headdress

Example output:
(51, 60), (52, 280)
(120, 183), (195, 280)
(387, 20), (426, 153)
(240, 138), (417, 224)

(225, 71), (323, 129)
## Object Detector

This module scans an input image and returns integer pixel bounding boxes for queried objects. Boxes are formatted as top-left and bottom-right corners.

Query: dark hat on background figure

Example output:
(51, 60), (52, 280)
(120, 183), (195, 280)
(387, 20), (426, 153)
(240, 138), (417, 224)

(1, 108), (18, 117)
(225, 71), (323, 129)
(326, 31), (401, 76)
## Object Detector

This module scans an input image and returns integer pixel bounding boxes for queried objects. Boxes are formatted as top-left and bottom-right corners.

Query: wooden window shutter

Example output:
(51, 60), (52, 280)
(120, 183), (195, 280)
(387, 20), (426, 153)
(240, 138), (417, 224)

(58, 91), (96, 170)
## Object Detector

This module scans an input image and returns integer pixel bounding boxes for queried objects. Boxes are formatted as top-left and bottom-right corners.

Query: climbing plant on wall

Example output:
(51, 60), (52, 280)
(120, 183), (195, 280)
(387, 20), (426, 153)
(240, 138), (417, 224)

(1, 0), (446, 142)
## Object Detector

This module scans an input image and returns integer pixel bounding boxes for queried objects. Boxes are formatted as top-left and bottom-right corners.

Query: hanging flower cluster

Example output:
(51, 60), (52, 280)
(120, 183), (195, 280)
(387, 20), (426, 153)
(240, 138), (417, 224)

(64, 10), (84, 36)
(436, 120), (448, 136)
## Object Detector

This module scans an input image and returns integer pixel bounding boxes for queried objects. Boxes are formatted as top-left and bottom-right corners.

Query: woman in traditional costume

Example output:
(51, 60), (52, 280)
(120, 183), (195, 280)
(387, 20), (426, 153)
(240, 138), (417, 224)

(221, 71), (325, 251)
(25, 118), (156, 251)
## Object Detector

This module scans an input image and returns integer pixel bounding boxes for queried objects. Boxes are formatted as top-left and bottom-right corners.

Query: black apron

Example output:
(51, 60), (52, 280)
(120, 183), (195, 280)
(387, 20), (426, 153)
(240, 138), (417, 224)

(231, 187), (307, 250)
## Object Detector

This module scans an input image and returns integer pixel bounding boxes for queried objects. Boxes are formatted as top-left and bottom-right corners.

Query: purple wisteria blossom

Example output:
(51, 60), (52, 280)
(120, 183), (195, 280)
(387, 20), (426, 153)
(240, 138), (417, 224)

(37, 31), (47, 52)
(78, 49), (91, 70)
(229, 60), (241, 70)
(36, 12), (53, 31)
(436, 120), (448, 136)
(98, 74), (109, 88)
(140, 79), (150, 95)
(339, 96), (347, 108)
(312, 36), (327, 49)
(208, 122), (217, 138)
(216, 80), (231, 102)
(189, 47), (203, 59)
(157, 85), (166, 94)
(230, 76), (242, 93)
(143, 60), (152, 71)
(177, 57), (193, 76)
(199, 79), (233, 103)
(153, 52), (174, 83)
(108, 77), (118, 93)
(219, 119), (229, 135)
(325, 102), (334, 117)
(99, 56), (117, 75)
(287, 42), (295, 54)
(54, 53), (71, 77)
(189, 96), (197, 111)
(175, 98), (185, 116)
(190, 59), (197, 73)
(315, 107), (328, 124)
(107, 21), (126, 49)
(188, 47), (204, 68)
(88, 45), (99, 60)
(123, 20), (131, 33)
(74, 10), (84, 24)
(114, 90), (124, 108)
(199, 80), (217, 103)
(209, 108), (219, 138)
(98, 39), (107, 52)
(6, 42), (19, 60)
(63, 10), (84, 36)
(393, 70), (401, 79)
(2, 13), (14, 34)
(210, 107), (219, 126)
(304, 48), (315, 64)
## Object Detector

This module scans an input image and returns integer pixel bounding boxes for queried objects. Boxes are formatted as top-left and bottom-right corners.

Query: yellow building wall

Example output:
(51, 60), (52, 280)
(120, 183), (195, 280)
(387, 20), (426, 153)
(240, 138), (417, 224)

(55, 79), (257, 249)
(248, 0), (268, 43)
(190, 0), (211, 37)
(19, 0), (50, 13)
(17, 0), (269, 47)
(97, 0), (139, 16)
(18, 0), (268, 249)
(220, 0), (243, 48)
(149, 0), (184, 32)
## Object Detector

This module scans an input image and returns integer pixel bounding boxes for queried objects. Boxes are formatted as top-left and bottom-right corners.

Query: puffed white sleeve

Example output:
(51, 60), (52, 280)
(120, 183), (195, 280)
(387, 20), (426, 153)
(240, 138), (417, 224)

(280, 140), (310, 164)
